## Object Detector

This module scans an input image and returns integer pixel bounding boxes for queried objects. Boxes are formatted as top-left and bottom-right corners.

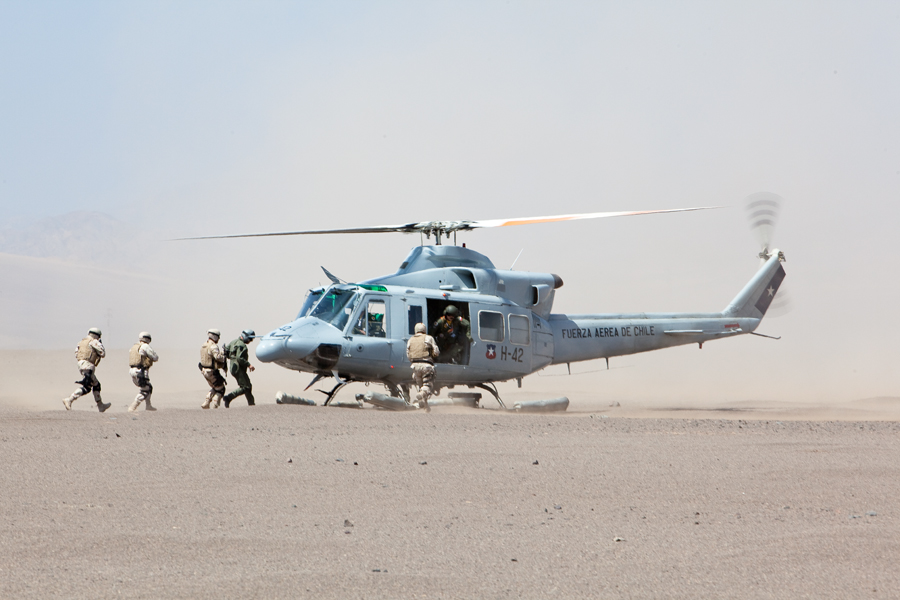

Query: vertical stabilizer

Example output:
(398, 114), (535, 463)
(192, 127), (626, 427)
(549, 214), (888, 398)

(723, 252), (786, 318)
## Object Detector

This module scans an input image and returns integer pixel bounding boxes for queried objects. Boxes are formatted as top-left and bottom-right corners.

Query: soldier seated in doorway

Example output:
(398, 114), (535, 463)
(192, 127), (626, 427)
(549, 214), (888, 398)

(431, 305), (471, 365)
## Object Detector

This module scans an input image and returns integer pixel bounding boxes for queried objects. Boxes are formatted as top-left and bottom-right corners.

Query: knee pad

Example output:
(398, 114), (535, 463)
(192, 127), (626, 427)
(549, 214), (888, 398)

(93, 381), (101, 392)
(77, 374), (93, 393)
(146, 382), (153, 394)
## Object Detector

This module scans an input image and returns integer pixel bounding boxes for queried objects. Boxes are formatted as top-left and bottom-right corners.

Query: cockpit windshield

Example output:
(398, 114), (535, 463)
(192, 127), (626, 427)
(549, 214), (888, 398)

(308, 287), (360, 331)
(297, 288), (324, 319)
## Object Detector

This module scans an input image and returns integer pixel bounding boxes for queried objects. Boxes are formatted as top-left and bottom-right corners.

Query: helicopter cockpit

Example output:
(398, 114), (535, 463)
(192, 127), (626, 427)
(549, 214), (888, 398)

(296, 287), (325, 319)
(307, 285), (361, 331)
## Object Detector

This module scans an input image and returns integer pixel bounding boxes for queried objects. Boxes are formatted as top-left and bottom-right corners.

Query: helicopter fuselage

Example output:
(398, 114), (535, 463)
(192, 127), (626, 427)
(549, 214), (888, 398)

(256, 245), (784, 392)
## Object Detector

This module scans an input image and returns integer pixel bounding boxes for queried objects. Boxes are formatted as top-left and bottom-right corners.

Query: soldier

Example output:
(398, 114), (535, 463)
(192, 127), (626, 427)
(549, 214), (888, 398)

(431, 305), (472, 364)
(406, 322), (440, 412)
(223, 329), (257, 408)
(128, 332), (159, 412)
(63, 327), (111, 412)
(199, 328), (227, 409)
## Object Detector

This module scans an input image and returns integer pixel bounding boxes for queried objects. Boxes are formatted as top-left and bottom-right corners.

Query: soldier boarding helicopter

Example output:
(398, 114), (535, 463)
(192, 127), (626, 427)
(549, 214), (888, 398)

(179, 206), (786, 411)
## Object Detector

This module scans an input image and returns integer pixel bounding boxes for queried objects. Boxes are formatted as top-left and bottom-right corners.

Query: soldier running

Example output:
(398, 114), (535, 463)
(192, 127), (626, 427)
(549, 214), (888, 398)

(406, 322), (440, 412)
(63, 327), (111, 412)
(199, 328), (227, 409)
(224, 329), (257, 408)
(128, 332), (159, 412)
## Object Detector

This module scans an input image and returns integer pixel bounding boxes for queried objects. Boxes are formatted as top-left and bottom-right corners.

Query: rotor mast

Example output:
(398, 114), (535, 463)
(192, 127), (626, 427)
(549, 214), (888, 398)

(421, 221), (469, 245)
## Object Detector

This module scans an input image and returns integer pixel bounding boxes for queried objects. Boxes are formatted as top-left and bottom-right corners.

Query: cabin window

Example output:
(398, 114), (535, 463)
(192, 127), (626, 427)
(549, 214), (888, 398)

(352, 298), (387, 337)
(509, 314), (530, 345)
(407, 305), (423, 335)
(478, 310), (505, 343)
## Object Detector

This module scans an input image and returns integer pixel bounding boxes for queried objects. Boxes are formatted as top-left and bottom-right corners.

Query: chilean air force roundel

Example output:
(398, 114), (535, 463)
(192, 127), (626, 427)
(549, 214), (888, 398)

(485, 344), (496, 360)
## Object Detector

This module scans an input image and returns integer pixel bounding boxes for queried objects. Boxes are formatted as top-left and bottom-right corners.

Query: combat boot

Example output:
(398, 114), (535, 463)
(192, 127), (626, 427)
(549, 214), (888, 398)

(201, 395), (211, 409)
(144, 399), (157, 412)
(128, 400), (141, 412)
(223, 392), (233, 408)
(62, 398), (72, 410)
(97, 400), (111, 412)
(246, 392), (255, 406)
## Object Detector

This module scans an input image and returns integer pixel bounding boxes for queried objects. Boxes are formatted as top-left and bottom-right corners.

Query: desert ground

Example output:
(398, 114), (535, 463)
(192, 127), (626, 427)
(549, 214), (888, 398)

(2, 350), (899, 599)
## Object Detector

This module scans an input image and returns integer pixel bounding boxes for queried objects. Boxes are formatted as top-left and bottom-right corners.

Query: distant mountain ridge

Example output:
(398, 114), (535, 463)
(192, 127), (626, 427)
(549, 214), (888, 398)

(0, 211), (142, 266)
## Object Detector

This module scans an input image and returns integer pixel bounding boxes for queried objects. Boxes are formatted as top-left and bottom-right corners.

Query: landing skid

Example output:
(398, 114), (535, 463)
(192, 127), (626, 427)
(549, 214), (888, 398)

(319, 379), (505, 410)
(319, 380), (410, 407)
(318, 381), (349, 406)
(472, 382), (506, 410)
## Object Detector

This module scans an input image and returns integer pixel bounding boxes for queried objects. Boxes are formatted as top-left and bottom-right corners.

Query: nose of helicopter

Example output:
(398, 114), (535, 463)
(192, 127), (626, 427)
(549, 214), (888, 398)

(255, 337), (287, 363)
(255, 319), (345, 370)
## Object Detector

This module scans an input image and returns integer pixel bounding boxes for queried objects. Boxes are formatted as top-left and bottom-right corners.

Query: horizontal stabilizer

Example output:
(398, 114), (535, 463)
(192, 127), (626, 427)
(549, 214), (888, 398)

(664, 328), (743, 336)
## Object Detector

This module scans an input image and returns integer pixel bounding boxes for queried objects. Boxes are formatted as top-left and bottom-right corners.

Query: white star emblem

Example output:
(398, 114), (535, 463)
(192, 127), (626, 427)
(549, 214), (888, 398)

(767, 286), (775, 297)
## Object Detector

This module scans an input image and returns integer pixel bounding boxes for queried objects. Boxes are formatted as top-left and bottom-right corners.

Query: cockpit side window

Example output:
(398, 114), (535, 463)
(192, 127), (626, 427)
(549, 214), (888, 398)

(366, 300), (386, 337)
(351, 298), (387, 338)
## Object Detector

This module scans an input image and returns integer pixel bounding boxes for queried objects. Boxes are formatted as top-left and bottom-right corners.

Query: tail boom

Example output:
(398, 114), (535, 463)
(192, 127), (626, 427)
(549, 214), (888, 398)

(548, 314), (759, 364)
(548, 252), (785, 365)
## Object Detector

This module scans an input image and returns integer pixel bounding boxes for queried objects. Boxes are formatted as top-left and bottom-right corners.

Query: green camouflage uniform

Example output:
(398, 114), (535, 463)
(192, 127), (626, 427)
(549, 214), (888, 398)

(431, 315), (472, 364)
(224, 338), (254, 407)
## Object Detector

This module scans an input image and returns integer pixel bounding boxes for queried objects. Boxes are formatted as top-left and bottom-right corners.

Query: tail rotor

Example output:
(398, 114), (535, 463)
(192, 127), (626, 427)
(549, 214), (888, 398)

(744, 192), (791, 316)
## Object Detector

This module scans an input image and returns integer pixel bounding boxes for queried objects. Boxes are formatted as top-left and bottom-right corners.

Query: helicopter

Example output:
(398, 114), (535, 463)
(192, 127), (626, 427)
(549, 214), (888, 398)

(180, 206), (786, 410)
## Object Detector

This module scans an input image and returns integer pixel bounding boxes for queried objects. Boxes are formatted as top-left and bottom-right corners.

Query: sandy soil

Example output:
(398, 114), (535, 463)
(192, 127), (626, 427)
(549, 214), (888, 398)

(2, 352), (900, 598)
(0, 403), (899, 599)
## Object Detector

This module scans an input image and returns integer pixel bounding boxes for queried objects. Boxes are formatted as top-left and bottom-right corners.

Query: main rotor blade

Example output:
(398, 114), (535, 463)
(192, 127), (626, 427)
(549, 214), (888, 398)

(466, 206), (719, 229)
(171, 206), (719, 241)
(171, 223), (421, 241)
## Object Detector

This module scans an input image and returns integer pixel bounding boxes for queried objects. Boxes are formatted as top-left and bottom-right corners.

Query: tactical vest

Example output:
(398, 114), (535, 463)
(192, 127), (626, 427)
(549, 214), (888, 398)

(129, 343), (152, 369)
(407, 334), (434, 362)
(76, 337), (101, 366)
(435, 318), (456, 336)
(200, 341), (222, 369)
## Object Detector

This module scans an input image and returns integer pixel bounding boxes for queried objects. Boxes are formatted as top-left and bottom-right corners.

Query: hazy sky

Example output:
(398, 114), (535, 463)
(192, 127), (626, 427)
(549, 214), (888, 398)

(2, 2), (899, 403)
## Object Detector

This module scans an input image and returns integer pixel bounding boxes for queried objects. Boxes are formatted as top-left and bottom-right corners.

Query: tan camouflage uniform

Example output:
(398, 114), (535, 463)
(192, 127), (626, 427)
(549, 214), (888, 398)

(64, 334), (109, 411)
(200, 338), (227, 409)
(406, 324), (440, 411)
(128, 337), (159, 411)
